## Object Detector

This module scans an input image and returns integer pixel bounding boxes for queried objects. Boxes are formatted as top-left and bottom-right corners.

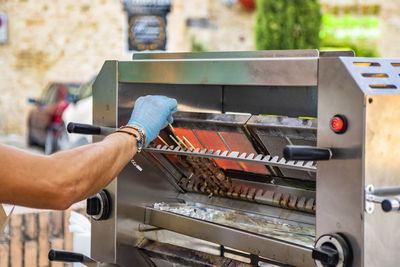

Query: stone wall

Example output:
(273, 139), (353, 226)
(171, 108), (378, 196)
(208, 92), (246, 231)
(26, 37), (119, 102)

(0, 0), (130, 135)
(0, 0), (399, 135)
(168, 0), (400, 58)
(167, 0), (255, 52)
(378, 0), (400, 58)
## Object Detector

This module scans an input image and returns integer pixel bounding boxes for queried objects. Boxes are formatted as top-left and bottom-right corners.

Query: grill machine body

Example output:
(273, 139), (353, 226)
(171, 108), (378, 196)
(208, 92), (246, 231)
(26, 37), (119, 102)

(89, 50), (400, 267)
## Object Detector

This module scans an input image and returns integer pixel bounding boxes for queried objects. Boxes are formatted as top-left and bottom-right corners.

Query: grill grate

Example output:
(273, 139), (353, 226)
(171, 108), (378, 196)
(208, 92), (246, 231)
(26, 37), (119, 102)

(144, 145), (316, 173)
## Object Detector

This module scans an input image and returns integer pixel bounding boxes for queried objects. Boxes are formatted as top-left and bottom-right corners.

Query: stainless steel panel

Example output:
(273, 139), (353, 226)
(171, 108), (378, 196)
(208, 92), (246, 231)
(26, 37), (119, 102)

(132, 49), (319, 60)
(118, 58), (318, 86)
(117, 83), (223, 115)
(317, 57), (365, 267)
(364, 94), (400, 266)
(341, 57), (400, 95)
(144, 207), (314, 267)
(92, 60), (119, 263)
(246, 115), (317, 180)
(115, 160), (181, 266)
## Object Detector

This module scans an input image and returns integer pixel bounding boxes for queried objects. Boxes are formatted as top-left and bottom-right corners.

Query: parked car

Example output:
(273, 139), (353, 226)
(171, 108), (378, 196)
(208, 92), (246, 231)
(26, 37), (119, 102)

(62, 80), (93, 149)
(27, 82), (82, 154)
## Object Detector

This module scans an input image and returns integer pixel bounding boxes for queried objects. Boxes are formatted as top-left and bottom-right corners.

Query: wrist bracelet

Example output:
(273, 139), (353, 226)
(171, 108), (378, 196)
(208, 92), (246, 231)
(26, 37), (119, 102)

(118, 125), (147, 152)
(114, 129), (144, 171)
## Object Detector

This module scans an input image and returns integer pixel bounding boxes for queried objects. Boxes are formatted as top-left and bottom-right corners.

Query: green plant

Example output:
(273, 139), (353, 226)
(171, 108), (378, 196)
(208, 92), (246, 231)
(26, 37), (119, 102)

(190, 36), (208, 52)
(254, 0), (321, 50)
(320, 14), (380, 57)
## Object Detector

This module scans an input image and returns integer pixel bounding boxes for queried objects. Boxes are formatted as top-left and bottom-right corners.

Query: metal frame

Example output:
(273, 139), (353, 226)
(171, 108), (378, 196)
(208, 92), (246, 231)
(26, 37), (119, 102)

(91, 50), (400, 267)
(92, 51), (321, 266)
(317, 56), (400, 267)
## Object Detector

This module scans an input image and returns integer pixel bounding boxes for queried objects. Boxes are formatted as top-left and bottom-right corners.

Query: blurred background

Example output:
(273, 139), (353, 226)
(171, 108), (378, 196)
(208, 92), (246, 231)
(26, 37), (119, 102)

(0, 0), (399, 138)
(0, 0), (399, 266)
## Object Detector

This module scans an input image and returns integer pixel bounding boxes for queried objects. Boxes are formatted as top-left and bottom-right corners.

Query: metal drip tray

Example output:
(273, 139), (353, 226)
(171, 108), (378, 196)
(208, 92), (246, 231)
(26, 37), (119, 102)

(152, 202), (315, 248)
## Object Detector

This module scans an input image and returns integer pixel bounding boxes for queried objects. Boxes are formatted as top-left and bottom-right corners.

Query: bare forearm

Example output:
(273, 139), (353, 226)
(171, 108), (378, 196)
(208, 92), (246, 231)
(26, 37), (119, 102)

(0, 132), (136, 209)
(51, 132), (137, 202)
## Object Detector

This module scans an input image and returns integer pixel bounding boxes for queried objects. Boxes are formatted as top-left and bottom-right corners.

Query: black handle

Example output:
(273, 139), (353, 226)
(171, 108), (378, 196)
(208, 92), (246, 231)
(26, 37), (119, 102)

(312, 246), (339, 266)
(283, 145), (332, 161)
(381, 198), (400, 212)
(48, 249), (95, 263)
(67, 122), (101, 135)
(67, 122), (115, 136)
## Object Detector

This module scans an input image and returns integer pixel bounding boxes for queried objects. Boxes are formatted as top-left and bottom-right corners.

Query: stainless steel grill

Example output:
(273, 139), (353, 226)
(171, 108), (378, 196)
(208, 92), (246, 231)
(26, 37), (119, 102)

(85, 50), (400, 267)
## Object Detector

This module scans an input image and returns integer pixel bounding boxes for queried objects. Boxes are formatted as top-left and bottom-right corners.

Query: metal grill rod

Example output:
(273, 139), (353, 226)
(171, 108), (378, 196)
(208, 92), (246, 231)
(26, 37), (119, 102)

(144, 145), (316, 172)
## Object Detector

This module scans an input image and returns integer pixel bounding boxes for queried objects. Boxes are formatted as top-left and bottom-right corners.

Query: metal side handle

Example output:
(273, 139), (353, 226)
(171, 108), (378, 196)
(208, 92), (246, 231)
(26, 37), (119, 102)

(365, 185), (400, 213)
(283, 145), (332, 161)
(67, 122), (115, 136)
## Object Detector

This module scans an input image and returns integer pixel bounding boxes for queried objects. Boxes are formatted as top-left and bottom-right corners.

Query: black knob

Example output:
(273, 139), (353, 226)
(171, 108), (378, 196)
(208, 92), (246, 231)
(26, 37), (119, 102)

(314, 233), (352, 267)
(283, 145), (332, 161)
(86, 190), (112, 221)
(312, 244), (339, 266)
(86, 197), (101, 216)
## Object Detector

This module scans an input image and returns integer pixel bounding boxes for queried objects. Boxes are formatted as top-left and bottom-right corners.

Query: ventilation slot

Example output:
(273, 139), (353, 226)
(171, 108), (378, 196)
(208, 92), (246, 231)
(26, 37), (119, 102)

(353, 62), (381, 67)
(362, 73), (388, 78)
(391, 63), (400, 67)
(369, 84), (397, 89)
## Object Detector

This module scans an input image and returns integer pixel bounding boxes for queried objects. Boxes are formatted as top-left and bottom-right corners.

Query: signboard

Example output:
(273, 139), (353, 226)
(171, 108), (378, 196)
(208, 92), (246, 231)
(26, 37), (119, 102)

(128, 14), (166, 51)
(123, 0), (171, 51)
(0, 13), (7, 44)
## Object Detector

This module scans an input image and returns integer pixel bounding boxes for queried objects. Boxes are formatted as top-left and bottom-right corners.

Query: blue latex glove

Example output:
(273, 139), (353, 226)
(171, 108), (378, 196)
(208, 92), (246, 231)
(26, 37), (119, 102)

(127, 95), (178, 145)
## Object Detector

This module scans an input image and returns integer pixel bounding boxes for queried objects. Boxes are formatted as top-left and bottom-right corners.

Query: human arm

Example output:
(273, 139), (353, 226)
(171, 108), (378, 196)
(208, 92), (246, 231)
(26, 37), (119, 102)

(0, 95), (177, 210)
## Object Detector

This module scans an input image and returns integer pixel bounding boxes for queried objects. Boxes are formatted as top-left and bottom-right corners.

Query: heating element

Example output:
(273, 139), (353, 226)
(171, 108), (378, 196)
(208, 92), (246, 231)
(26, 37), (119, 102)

(84, 50), (400, 267)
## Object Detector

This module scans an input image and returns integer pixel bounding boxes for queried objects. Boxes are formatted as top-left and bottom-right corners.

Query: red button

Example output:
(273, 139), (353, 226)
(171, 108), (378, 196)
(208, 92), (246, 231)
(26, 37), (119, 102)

(330, 115), (347, 134)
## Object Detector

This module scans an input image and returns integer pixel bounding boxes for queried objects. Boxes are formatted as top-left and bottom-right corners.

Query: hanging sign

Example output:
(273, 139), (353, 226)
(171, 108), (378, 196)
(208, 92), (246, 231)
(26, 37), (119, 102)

(124, 0), (171, 51)
(128, 14), (166, 51)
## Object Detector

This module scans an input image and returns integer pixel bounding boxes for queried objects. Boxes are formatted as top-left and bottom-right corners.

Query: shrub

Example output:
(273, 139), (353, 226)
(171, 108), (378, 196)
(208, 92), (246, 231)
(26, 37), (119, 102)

(255, 0), (322, 50)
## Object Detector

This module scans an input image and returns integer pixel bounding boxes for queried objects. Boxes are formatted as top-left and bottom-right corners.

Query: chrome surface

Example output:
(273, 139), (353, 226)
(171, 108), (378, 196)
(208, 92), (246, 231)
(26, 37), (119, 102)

(133, 49), (319, 60)
(370, 186), (400, 196)
(118, 57), (318, 86)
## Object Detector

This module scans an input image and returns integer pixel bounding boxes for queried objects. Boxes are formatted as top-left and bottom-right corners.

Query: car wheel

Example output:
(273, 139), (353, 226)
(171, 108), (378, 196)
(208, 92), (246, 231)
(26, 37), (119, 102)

(27, 121), (37, 147)
(44, 129), (56, 155)
(28, 132), (36, 147)
(56, 127), (71, 151)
